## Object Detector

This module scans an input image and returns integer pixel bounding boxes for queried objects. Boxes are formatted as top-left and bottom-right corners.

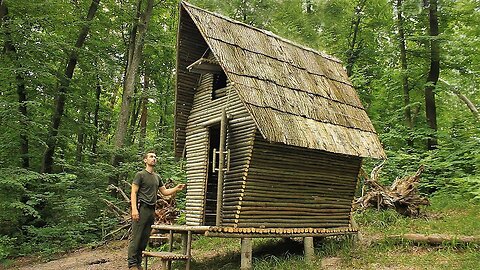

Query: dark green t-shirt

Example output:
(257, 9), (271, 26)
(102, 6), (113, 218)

(133, 169), (163, 205)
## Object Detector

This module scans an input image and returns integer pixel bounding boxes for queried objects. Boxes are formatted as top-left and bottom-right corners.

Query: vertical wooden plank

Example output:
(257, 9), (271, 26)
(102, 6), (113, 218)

(304, 237), (314, 263)
(216, 108), (227, 225)
(240, 238), (253, 270)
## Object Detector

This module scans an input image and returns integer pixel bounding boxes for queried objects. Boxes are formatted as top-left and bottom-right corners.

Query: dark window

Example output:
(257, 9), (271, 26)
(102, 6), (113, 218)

(212, 73), (227, 99)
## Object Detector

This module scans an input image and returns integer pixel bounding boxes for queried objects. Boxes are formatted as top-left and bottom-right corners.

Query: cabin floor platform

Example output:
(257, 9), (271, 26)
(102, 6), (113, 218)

(151, 224), (357, 238)
(150, 224), (357, 270)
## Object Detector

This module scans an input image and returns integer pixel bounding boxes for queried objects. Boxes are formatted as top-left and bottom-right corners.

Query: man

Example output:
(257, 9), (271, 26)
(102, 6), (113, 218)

(127, 151), (185, 270)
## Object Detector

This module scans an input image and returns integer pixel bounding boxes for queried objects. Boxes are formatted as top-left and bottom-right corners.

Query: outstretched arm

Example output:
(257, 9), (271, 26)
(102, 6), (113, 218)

(159, 184), (186, 196)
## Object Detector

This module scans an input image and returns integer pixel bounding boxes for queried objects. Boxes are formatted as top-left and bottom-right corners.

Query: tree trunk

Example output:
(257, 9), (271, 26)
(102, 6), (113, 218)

(440, 79), (479, 121)
(139, 67), (149, 150)
(424, 0), (440, 150)
(110, 0), (154, 194)
(76, 99), (87, 163)
(346, 0), (367, 77)
(395, 0), (414, 147)
(92, 74), (101, 155)
(1, 1), (29, 168)
(41, 0), (100, 173)
(127, 85), (141, 146)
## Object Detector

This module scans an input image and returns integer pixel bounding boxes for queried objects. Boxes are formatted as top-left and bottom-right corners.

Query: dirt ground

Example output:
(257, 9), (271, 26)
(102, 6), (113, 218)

(3, 240), (141, 270)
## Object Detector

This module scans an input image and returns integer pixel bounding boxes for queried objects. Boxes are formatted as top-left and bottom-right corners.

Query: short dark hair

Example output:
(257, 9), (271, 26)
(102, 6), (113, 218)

(143, 150), (156, 160)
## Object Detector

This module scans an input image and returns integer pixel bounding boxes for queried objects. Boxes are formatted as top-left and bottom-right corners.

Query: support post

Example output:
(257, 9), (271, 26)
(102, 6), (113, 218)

(240, 238), (252, 270)
(304, 237), (314, 263)
(216, 108), (227, 226)
(186, 231), (192, 270)
(167, 230), (173, 270)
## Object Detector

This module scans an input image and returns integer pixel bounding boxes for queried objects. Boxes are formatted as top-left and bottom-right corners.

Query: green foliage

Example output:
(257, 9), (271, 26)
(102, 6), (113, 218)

(0, 0), (479, 263)
(0, 166), (122, 258)
(0, 235), (15, 262)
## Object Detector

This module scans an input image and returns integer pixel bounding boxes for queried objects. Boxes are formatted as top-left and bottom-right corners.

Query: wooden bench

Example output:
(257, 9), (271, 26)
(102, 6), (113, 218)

(142, 251), (190, 270)
(143, 229), (193, 270)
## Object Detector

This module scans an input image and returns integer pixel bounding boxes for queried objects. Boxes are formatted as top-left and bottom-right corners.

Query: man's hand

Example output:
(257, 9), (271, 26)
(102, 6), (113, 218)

(175, 183), (186, 191)
(132, 208), (140, 221)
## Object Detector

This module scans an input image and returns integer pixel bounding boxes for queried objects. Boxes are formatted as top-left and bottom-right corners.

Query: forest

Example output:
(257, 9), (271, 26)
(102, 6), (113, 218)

(0, 0), (479, 267)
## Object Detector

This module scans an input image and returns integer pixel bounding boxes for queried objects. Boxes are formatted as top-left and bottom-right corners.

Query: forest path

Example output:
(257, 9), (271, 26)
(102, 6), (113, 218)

(5, 240), (141, 270)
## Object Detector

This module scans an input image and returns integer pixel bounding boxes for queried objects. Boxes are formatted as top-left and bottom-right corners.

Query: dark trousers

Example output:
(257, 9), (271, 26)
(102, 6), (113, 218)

(127, 203), (155, 268)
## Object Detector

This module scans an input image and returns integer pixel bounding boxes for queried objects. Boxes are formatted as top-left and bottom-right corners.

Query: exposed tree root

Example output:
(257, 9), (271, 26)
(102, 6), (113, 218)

(355, 162), (429, 217)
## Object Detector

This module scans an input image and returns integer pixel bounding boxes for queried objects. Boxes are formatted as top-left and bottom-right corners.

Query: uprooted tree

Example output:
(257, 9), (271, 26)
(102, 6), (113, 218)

(355, 162), (430, 217)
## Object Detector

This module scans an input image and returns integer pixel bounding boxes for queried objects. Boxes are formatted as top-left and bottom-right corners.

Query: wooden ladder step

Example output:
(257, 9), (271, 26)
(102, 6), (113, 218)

(142, 251), (190, 261)
(149, 234), (169, 241)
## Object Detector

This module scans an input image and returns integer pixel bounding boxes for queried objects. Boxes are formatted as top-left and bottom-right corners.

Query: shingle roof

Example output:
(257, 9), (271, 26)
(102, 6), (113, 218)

(176, 1), (385, 159)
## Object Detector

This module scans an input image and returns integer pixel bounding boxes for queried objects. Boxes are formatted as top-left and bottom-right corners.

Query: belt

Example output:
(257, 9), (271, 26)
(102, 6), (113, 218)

(139, 202), (156, 208)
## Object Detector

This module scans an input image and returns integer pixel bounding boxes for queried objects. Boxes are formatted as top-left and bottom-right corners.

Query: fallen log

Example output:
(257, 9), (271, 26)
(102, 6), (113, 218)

(387, 233), (480, 245)
(354, 163), (429, 217)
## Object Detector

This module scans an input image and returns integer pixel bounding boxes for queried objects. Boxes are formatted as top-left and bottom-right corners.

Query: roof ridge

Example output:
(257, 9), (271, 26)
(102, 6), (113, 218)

(181, 1), (342, 64)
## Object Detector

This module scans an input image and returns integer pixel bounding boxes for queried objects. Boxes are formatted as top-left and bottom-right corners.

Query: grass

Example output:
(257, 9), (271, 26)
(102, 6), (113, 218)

(165, 193), (480, 269)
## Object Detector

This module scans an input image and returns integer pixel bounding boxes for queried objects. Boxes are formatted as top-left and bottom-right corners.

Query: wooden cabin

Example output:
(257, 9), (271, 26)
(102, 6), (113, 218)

(175, 2), (385, 232)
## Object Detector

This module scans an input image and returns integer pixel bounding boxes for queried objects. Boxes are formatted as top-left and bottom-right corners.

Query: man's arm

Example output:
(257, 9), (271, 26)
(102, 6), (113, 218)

(159, 184), (186, 196)
(131, 183), (140, 221)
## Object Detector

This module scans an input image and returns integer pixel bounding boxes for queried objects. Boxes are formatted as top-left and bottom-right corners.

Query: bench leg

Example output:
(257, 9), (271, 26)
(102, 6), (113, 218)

(144, 256), (148, 270)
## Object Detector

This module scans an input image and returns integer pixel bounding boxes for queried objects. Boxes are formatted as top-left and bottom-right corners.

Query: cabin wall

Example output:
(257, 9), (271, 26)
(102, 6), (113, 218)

(185, 74), (256, 226)
(175, 8), (209, 158)
(233, 133), (362, 228)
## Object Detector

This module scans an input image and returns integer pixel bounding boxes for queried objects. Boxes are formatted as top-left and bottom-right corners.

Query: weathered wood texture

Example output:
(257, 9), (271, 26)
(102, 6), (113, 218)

(205, 226), (357, 238)
(174, 6), (208, 158)
(184, 57), (256, 225)
(180, 2), (385, 159)
(233, 134), (362, 228)
(355, 164), (429, 217)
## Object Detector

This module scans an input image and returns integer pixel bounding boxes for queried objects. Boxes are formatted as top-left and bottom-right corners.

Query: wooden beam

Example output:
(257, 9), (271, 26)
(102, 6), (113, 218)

(240, 238), (253, 270)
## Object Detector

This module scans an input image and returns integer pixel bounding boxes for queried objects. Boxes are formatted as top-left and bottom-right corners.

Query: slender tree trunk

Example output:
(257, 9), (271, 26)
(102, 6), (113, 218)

(451, 90), (479, 121)
(346, 0), (367, 77)
(92, 74), (101, 155)
(439, 79), (479, 121)
(110, 0), (154, 195)
(1, 1), (29, 168)
(396, 0), (414, 147)
(126, 84), (141, 145)
(139, 68), (149, 150)
(76, 99), (86, 163)
(424, 0), (440, 150)
(41, 0), (100, 173)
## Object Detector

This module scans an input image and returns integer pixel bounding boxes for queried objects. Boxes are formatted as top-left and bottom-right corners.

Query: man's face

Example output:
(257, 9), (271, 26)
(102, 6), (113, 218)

(144, 153), (157, 166)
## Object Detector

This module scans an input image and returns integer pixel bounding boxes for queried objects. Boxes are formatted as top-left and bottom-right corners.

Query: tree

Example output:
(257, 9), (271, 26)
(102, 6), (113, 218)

(110, 0), (154, 193)
(41, 0), (101, 173)
(395, 0), (414, 147)
(1, 0), (29, 168)
(424, 0), (440, 150)
(346, 0), (367, 77)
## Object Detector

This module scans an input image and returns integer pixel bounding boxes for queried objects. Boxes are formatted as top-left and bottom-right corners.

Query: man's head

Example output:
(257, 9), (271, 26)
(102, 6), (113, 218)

(143, 151), (157, 167)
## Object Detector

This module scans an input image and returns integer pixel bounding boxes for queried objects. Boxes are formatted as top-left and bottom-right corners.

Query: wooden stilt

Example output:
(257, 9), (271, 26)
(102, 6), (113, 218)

(186, 231), (192, 270)
(240, 238), (253, 270)
(304, 237), (314, 263)
(168, 230), (174, 270)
